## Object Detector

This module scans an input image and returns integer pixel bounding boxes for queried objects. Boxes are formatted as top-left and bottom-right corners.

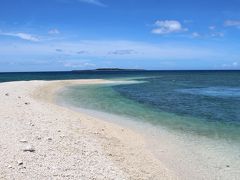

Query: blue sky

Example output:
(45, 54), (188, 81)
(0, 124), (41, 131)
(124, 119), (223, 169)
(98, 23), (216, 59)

(0, 0), (240, 71)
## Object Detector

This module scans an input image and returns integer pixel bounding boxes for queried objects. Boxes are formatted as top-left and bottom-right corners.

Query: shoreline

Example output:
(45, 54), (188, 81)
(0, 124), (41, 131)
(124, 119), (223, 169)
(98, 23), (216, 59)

(1, 79), (240, 179)
(0, 80), (174, 179)
(56, 81), (240, 180)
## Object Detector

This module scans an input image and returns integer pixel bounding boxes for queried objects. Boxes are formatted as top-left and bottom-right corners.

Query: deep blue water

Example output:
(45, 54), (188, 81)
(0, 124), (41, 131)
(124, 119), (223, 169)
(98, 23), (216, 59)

(0, 70), (155, 82)
(113, 71), (240, 124)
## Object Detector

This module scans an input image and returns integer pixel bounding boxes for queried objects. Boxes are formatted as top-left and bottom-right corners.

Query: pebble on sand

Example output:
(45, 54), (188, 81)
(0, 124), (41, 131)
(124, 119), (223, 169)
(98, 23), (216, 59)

(17, 160), (23, 166)
(19, 139), (28, 143)
(23, 145), (35, 152)
(36, 136), (42, 140)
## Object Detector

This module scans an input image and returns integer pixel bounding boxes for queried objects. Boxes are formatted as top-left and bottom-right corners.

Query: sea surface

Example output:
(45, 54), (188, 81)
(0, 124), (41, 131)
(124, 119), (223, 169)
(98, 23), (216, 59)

(1, 70), (240, 143)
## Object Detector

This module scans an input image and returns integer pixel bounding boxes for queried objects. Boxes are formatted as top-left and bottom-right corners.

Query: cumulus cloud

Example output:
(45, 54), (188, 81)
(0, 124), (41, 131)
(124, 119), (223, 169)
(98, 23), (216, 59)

(224, 20), (240, 28)
(152, 20), (187, 35)
(48, 29), (60, 34)
(77, 0), (106, 7)
(0, 32), (39, 42)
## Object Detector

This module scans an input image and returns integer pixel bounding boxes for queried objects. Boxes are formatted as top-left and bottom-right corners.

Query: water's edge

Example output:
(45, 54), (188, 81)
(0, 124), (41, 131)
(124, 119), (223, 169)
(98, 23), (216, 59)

(55, 82), (240, 179)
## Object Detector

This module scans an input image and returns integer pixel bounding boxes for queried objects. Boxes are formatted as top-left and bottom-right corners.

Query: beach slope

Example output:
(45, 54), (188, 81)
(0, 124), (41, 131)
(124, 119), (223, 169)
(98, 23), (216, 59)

(0, 80), (174, 179)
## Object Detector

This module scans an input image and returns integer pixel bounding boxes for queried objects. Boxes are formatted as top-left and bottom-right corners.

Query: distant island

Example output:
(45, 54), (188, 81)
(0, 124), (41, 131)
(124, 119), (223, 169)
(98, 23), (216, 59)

(72, 68), (145, 72)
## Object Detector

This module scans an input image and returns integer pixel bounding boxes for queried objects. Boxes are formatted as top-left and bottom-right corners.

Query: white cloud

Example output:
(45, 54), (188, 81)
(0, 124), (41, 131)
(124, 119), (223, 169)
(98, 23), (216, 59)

(109, 49), (137, 55)
(209, 26), (216, 30)
(233, 62), (238, 66)
(0, 40), (221, 60)
(211, 32), (224, 37)
(224, 20), (240, 28)
(48, 29), (60, 34)
(152, 20), (187, 35)
(0, 32), (39, 42)
(222, 61), (239, 68)
(77, 0), (106, 7)
(192, 32), (200, 38)
(62, 61), (96, 68)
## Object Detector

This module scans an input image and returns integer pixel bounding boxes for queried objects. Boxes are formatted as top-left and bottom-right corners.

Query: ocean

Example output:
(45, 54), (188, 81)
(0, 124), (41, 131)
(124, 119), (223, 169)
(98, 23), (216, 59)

(1, 70), (240, 143)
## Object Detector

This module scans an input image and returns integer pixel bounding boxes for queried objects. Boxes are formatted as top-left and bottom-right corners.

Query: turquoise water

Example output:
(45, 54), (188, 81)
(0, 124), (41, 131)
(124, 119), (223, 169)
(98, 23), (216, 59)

(57, 71), (240, 143)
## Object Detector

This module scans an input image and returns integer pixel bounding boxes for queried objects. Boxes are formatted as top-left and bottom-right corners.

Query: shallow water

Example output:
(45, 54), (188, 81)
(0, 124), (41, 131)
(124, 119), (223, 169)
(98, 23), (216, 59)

(58, 72), (240, 144)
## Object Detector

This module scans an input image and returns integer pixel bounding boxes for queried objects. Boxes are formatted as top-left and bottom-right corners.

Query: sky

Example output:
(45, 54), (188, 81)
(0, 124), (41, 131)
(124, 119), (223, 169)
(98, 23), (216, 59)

(0, 0), (240, 71)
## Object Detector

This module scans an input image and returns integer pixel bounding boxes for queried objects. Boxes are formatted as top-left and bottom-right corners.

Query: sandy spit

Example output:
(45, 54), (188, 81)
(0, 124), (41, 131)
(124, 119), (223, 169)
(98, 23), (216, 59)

(0, 80), (176, 180)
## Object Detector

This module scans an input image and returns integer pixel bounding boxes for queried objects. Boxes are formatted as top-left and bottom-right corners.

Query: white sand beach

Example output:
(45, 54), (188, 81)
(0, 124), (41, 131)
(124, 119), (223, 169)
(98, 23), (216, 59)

(1, 0), (240, 179)
(0, 80), (175, 179)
